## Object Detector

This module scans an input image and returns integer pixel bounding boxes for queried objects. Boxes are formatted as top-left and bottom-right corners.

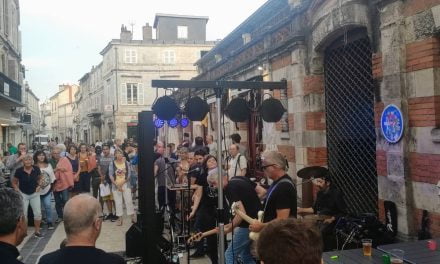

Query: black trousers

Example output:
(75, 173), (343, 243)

(195, 207), (218, 264)
(79, 171), (91, 193)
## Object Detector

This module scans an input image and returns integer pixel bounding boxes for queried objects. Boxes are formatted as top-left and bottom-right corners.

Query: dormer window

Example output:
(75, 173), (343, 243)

(177, 26), (188, 39)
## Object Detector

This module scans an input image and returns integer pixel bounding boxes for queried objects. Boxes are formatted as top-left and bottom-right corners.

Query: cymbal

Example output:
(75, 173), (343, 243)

(297, 166), (328, 179)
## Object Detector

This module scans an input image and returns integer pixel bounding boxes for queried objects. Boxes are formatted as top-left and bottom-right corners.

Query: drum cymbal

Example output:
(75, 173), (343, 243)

(297, 166), (328, 179)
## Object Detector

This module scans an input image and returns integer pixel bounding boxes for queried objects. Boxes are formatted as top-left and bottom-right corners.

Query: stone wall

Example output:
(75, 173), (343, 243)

(189, 0), (440, 238)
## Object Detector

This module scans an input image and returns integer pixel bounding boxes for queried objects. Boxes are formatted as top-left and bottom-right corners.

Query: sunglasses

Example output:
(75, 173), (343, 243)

(261, 164), (276, 170)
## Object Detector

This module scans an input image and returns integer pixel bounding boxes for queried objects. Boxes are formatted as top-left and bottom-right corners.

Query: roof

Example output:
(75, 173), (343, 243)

(153, 13), (209, 28)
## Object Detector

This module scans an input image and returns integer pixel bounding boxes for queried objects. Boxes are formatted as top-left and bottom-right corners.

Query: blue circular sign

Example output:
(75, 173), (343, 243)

(381, 104), (404, 143)
(180, 118), (189, 128)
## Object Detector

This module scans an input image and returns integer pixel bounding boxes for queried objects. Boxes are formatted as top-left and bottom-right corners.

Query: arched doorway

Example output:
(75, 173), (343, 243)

(324, 29), (378, 215)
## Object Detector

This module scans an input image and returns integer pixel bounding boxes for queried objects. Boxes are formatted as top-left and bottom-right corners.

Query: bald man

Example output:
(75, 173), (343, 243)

(38, 194), (125, 264)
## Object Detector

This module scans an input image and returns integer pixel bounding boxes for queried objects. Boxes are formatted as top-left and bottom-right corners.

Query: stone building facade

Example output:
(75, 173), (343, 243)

(174, 0), (440, 239)
(0, 0), (25, 150)
(50, 84), (78, 142)
(75, 14), (217, 143)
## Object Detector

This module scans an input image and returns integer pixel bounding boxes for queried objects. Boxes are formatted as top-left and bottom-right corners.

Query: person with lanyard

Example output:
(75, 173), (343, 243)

(249, 151), (297, 233)
(66, 145), (80, 197)
(11, 154), (44, 237)
(34, 150), (56, 230)
(297, 171), (347, 251)
(226, 144), (247, 180)
(108, 149), (135, 226)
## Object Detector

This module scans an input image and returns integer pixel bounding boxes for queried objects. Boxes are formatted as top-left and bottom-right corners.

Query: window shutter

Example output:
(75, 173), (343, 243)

(121, 83), (127, 105)
(138, 83), (144, 105)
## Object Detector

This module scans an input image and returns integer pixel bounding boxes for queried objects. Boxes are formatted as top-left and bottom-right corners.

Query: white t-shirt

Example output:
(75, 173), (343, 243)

(40, 164), (56, 196)
(227, 154), (247, 179)
(207, 142), (217, 156)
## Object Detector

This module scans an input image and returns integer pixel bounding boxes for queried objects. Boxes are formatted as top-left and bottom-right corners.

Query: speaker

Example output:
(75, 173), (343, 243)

(125, 223), (143, 257)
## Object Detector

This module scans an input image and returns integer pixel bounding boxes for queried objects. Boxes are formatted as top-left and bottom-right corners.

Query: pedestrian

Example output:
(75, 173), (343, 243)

(37, 194), (125, 264)
(78, 144), (91, 193)
(34, 150), (56, 230)
(206, 135), (217, 156)
(97, 144), (116, 221)
(190, 136), (208, 153)
(6, 143), (27, 178)
(7, 143), (17, 155)
(11, 154), (43, 237)
(128, 144), (138, 201)
(230, 133), (248, 158)
(66, 145), (80, 197)
(109, 149), (135, 226)
(88, 146), (100, 199)
(0, 188), (27, 264)
(167, 143), (178, 160)
(51, 147), (74, 222)
(226, 144), (247, 179)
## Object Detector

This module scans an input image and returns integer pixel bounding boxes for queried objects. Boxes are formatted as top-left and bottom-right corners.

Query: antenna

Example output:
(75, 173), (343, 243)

(129, 19), (136, 34)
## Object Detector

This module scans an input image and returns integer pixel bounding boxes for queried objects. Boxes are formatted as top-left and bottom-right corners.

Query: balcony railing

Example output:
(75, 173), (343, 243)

(0, 71), (22, 104)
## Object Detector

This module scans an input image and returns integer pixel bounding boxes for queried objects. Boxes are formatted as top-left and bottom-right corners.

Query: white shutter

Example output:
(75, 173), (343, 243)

(121, 83), (127, 105)
(124, 50), (130, 63)
(138, 83), (144, 105)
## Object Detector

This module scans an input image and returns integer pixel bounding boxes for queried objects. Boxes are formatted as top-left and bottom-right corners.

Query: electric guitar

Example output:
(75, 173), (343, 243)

(187, 229), (218, 244)
(231, 202), (264, 241)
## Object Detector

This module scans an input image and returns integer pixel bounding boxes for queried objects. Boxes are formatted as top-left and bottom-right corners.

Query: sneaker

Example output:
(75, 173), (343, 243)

(110, 214), (118, 221)
(34, 232), (44, 238)
(48, 224), (54, 230)
(104, 214), (112, 221)
(55, 218), (63, 223)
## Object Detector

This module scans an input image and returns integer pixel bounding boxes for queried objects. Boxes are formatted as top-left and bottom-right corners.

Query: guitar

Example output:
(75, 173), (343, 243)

(187, 229), (218, 244)
(231, 202), (264, 241)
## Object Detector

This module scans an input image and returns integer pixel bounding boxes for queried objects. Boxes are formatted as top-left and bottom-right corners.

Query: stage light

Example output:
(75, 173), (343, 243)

(180, 118), (189, 128)
(260, 97), (286, 122)
(225, 97), (250, 122)
(154, 118), (165, 128)
(168, 118), (178, 128)
(185, 97), (209, 121)
(152, 96), (179, 121)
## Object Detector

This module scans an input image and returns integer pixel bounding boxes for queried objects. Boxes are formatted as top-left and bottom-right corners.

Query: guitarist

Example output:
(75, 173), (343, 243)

(249, 151), (297, 233)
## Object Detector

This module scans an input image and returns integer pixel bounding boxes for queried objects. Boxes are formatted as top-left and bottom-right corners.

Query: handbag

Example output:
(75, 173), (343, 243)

(99, 183), (111, 197)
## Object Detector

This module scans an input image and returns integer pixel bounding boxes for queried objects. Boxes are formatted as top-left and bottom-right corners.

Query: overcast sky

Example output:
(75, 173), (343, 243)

(20, 0), (268, 101)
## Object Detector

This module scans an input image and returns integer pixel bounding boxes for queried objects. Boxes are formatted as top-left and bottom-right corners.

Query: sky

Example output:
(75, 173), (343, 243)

(20, 0), (268, 102)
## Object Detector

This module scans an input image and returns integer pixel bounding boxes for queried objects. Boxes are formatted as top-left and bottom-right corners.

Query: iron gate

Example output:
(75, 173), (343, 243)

(324, 34), (378, 215)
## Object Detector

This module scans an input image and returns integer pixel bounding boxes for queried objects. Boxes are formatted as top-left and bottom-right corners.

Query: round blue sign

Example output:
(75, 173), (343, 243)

(381, 104), (404, 143)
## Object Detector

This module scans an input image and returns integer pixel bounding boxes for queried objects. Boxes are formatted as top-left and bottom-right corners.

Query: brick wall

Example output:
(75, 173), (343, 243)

(372, 53), (383, 79)
(403, 0), (440, 16)
(271, 53), (291, 71)
(278, 145), (295, 162)
(406, 38), (440, 72)
(304, 75), (324, 95)
(375, 102), (385, 128)
(408, 96), (440, 127)
(377, 150), (387, 177)
(413, 208), (440, 238)
(306, 111), (325, 130)
(409, 152), (440, 184)
(307, 147), (327, 166)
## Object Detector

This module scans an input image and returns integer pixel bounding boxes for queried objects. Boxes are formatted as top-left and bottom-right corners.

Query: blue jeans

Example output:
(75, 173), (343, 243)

(54, 189), (69, 219)
(40, 192), (53, 224)
(225, 227), (255, 264)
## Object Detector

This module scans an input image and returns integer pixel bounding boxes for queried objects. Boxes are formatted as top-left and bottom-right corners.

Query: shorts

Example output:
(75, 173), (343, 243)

(102, 193), (113, 201)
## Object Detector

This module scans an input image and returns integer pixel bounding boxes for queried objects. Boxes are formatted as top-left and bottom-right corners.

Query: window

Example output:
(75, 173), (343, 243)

(124, 49), (137, 63)
(122, 83), (143, 105)
(177, 26), (188, 39)
(163, 50), (175, 64)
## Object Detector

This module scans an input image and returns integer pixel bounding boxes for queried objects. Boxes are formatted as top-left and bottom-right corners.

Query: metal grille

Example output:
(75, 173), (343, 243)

(324, 36), (378, 215)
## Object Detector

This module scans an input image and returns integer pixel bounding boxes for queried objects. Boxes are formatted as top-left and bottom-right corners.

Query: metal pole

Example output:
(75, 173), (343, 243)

(215, 87), (225, 264)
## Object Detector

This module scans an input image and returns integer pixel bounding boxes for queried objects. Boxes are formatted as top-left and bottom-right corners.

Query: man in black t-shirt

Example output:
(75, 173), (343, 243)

(38, 194), (124, 264)
(249, 151), (296, 234)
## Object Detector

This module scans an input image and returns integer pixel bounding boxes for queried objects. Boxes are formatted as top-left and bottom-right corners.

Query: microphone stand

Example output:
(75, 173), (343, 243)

(186, 171), (191, 264)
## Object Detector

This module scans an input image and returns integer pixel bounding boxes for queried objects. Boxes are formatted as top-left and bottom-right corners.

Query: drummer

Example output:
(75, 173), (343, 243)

(297, 172), (346, 251)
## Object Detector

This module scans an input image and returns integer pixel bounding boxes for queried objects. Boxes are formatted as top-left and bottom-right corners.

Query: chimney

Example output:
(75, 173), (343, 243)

(142, 23), (152, 41)
(120, 24), (133, 41)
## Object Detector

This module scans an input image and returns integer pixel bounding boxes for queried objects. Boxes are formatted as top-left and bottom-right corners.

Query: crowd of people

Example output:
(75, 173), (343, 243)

(3, 138), (139, 238)
(0, 132), (345, 264)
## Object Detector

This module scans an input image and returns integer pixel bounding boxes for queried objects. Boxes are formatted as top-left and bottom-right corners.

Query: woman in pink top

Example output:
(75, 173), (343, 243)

(52, 147), (74, 221)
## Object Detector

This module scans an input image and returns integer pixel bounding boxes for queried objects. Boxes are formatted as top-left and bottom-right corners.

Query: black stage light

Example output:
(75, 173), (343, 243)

(260, 97), (286, 122)
(225, 97), (250, 122)
(185, 96), (209, 121)
(152, 96), (179, 121)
